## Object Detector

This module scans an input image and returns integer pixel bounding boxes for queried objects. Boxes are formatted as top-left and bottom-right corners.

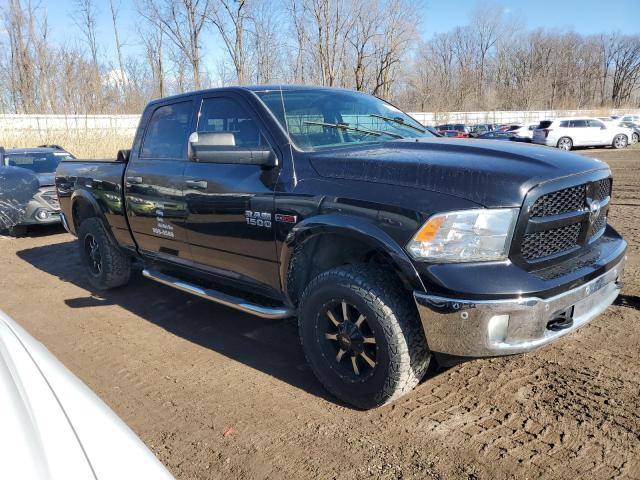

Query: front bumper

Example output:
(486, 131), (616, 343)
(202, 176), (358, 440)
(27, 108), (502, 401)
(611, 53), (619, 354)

(414, 255), (625, 357)
(16, 197), (61, 226)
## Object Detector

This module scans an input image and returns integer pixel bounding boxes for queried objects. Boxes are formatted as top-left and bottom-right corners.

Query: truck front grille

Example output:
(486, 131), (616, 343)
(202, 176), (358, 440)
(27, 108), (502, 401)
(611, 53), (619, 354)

(514, 177), (611, 264)
(521, 223), (581, 260)
(530, 185), (585, 217)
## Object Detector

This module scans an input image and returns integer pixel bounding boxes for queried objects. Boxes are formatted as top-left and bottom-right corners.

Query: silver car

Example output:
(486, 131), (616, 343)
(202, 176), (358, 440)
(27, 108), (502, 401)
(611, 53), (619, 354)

(1, 146), (74, 235)
(0, 309), (174, 479)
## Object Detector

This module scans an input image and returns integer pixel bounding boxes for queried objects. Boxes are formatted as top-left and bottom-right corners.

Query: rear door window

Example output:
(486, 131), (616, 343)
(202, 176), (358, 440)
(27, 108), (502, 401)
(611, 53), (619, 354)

(568, 120), (587, 128)
(141, 101), (193, 159)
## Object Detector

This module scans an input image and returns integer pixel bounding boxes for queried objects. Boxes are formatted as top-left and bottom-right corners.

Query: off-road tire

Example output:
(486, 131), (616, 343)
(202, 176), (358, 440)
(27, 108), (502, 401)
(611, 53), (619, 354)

(77, 217), (131, 290)
(298, 264), (430, 409)
(557, 137), (573, 151)
(612, 134), (628, 149)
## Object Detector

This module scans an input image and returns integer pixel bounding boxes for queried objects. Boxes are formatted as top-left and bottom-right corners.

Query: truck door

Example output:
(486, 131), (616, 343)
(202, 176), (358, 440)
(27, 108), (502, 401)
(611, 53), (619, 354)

(182, 95), (281, 293)
(124, 100), (194, 261)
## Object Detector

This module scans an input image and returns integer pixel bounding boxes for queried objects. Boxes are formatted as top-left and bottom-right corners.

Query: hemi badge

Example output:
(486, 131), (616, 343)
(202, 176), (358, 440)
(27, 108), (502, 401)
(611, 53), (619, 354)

(275, 214), (298, 224)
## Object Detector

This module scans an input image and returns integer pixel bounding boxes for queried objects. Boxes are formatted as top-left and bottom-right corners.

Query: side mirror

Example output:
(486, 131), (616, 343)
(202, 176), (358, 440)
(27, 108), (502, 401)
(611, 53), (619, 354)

(601, 126), (607, 130)
(117, 149), (131, 163)
(188, 132), (275, 166)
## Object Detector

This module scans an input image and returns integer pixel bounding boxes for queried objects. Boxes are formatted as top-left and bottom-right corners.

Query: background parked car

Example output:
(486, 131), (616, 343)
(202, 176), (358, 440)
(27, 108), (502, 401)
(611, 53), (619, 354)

(435, 123), (470, 135)
(509, 123), (538, 142)
(0, 309), (173, 479)
(532, 117), (631, 151)
(620, 114), (640, 124)
(0, 161), (40, 231)
(1, 145), (75, 235)
(475, 131), (516, 141)
(468, 123), (496, 137)
(438, 129), (469, 138)
(619, 122), (640, 144)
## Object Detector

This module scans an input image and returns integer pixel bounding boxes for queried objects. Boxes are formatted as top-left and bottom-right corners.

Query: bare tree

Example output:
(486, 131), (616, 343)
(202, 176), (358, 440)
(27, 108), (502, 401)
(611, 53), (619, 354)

(109, 0), (127, 96)
(207, 0), (251, 84)
(139, 0), (211, 90)
(74, 0), (99, 66)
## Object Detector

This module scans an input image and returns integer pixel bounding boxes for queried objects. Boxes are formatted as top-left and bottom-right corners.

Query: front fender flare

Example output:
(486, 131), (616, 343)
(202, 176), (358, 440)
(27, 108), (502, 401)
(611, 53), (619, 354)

(279, 214), (425, 300)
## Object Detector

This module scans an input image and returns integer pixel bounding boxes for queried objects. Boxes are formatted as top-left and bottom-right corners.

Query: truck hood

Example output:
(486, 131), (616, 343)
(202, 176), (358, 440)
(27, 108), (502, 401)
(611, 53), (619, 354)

(308, 138), (610, 207)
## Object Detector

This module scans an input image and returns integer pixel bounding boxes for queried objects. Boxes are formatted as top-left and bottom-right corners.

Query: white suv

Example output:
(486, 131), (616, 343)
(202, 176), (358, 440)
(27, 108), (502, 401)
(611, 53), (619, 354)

(532, 117), (632, 151)
(511, 123), (538, 141)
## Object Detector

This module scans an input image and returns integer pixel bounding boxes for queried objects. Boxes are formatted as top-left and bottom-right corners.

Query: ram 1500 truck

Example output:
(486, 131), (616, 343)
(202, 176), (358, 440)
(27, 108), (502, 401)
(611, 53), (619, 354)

(55, 86), (627, 409)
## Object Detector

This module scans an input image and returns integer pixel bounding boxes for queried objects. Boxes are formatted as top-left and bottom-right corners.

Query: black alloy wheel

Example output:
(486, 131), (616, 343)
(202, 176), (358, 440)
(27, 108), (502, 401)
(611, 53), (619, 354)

(320, 299), (378, 379)
(84, 233), (102, 276)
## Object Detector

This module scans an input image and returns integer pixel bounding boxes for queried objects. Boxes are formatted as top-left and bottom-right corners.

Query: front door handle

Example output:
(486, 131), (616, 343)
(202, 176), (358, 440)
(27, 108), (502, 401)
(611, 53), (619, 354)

(126, 176), (143, 184)
(185, 180), (208, 190)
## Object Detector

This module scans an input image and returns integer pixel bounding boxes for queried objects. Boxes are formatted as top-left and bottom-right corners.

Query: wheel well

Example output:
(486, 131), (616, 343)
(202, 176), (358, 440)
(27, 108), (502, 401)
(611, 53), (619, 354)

(287, 233), (412, 306)
(72, 197), (97, 229)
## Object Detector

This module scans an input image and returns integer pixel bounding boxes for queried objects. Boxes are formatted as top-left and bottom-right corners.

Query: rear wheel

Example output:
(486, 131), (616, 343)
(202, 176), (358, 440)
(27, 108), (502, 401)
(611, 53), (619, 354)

(557, 137), (573, 151)
(298, 264), (430, 409)
(612, 134), (628, 149)
(77, 217), (131, 290)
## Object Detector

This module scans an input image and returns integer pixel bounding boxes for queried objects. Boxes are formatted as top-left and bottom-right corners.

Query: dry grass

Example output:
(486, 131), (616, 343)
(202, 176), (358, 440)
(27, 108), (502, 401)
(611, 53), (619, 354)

(0, 129), (135, 159)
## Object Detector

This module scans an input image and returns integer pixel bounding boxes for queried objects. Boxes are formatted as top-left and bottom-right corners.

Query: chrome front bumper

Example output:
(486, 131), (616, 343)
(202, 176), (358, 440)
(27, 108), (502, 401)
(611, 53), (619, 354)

(414, 257), (625, 357)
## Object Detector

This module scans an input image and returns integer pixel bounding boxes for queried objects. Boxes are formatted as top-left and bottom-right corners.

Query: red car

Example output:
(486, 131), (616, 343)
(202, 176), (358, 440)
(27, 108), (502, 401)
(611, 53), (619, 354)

(438, 129), (469, 138)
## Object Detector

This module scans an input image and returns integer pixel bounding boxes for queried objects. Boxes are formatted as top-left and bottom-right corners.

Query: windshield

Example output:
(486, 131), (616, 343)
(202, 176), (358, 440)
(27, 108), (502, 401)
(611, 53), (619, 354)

(255, 88), (433, 151)
(3, 152), (72, 173)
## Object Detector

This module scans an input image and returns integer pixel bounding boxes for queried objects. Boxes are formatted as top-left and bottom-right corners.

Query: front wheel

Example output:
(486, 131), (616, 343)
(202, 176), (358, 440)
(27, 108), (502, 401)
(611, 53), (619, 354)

(298, 264), (430, 409)
(632, 132), (639, 145)
(557, 137), (573, 151)
(613, 134), (628, 149)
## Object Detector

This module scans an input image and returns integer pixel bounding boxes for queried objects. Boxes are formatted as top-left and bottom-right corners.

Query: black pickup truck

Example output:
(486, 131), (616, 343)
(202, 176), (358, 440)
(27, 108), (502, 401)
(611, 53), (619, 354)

(55, 86), (627, 409)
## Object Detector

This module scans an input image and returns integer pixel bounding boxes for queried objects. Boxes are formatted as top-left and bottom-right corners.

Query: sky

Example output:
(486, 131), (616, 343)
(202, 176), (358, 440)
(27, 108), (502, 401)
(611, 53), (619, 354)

(3, 0), (639, 68)
(422, 0), (639, 37)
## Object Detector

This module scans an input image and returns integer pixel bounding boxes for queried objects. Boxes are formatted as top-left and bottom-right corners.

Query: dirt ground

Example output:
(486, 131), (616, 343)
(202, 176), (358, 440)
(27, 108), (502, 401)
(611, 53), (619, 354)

(1, 146), (639, 480)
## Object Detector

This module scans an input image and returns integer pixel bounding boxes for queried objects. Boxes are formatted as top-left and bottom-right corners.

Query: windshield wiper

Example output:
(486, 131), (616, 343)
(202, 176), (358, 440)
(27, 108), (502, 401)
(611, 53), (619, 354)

(303, 121), (404, 139)
(369, 114), (426, 134)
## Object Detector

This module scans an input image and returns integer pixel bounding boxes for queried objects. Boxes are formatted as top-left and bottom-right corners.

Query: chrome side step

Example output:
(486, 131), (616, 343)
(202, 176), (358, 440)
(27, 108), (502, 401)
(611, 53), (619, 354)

(142, 269), (294, 319)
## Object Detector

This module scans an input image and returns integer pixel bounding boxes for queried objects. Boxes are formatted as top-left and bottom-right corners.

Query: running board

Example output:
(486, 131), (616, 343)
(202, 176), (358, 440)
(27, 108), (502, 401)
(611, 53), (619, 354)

(141, 269), (294, 319)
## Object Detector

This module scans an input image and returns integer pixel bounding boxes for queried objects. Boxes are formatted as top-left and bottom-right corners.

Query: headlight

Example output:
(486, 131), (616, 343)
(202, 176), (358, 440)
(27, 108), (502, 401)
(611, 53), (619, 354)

(406, 208), (518, 262)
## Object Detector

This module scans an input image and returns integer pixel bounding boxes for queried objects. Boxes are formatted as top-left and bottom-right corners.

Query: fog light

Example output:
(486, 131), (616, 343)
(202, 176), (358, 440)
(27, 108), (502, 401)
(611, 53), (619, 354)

(487, 314), (509, 343)
(35, 209), (50, 220)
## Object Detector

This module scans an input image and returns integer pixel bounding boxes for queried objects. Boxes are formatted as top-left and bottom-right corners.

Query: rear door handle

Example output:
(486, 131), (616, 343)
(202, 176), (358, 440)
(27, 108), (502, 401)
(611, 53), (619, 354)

(185, 180), (208, 190)
(126, 176), (143, 184)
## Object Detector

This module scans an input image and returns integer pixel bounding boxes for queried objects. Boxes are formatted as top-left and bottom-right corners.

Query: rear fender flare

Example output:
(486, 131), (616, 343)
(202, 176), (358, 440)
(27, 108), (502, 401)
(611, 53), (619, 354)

(70, 189), (118, 245)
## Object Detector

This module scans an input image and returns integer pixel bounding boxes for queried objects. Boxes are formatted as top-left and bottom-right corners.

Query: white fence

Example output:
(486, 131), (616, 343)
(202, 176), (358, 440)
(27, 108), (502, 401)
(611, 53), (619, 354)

(1, 109), (637, 134)
(408, 109), (638, 126)
(0, 114), (141, 135)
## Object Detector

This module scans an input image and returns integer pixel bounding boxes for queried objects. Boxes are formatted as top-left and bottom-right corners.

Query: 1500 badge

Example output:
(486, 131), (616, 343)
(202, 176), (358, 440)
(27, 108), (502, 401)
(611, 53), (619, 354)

(245, 210), (272, 228)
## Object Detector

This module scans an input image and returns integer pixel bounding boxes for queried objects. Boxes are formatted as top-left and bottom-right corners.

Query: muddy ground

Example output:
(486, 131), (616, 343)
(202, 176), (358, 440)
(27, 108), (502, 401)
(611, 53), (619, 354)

(1, 146), (639, 480)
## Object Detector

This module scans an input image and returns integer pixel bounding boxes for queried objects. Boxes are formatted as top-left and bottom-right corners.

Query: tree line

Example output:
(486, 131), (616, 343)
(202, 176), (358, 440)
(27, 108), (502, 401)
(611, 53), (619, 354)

(1, 0), (639, 115)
